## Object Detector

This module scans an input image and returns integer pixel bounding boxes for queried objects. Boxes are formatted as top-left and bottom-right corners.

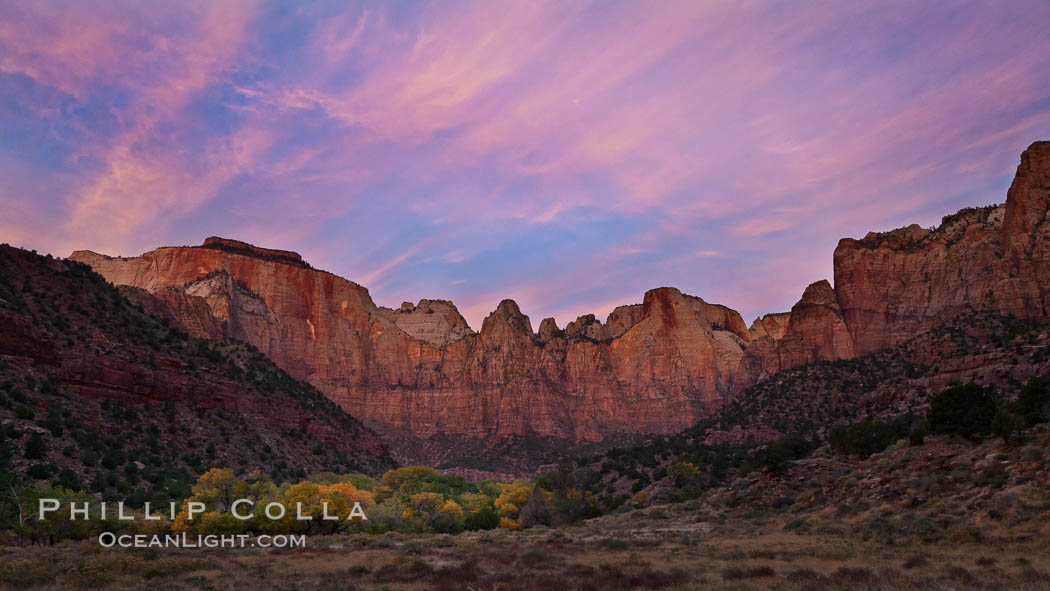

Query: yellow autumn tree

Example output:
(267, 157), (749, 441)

(493, 482), (532, 530)
(432, 499), (465, 534)
(197, 511), (245, 535)
(315, 482), (375, 534)
(278, 481), (324, 534)
(192, 468), (245, 512)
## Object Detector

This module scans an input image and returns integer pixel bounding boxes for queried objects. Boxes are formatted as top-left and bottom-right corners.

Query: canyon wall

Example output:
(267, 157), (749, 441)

(0, 245), (392, 473)
(835, 141), (1050, 354)
(69, 142), (1050, 448)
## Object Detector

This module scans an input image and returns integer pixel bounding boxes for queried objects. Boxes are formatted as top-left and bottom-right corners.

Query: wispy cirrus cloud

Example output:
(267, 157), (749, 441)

(1, 0), (1049, 327)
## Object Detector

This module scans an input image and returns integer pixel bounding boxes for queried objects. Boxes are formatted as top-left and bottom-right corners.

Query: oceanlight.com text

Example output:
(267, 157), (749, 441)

(97, 532), (306, 549)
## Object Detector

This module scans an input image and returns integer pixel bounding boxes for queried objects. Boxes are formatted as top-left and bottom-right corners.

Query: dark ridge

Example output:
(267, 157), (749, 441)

(199, 237), (311, 268)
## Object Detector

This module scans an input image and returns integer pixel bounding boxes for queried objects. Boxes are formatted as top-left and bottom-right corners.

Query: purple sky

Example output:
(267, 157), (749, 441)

(2, 1), (1049, 329)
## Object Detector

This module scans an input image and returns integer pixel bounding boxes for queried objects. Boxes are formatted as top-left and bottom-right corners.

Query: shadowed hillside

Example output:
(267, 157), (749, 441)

(0, 245), (395, 507)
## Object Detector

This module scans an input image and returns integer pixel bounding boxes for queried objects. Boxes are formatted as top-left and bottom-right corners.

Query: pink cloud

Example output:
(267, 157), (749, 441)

(2, 0), (1049, 328)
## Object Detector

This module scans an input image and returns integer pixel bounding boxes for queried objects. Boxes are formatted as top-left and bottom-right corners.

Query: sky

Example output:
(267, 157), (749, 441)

(2, 1), (1049, 329)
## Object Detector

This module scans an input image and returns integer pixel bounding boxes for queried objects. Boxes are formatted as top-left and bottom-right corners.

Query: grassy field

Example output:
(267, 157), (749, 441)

(2, 500), (1048, 591)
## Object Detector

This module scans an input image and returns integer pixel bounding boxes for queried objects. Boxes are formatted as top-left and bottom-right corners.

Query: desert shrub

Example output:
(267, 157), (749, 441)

(79, 448), (98, 466)
(833, 567), (876, 584)
(829, 419), (903, 458)
(976, 462), (1008, 489)
(516, 549), (562, 570)
(24, 431), (46, 459)
(909, 419), (927, 445)
(667, 461), (707, 501)
(367, 536), (397, 549)
(723, 566), (775, 579)
(927, 383), (997, 438)
(1019, 446), (1043, 462)
(38, 416), (63, 437)
(56, 468), (83, 491)
(0, 558), (55, 586)
(902, 555), (928, 569)
(852, 516), (895, 544)
(740, 434), (816, 475)
(373, 558), (433, 583)
(946, 566), (976, 585)
(26, 462), (56, 479)
(898, 511), (940, 542)
(992, 406), (1022, 443)
(101, 447), (126, 470)
(463, 504), (499, 530)
(598, 538), (629, 550)
(1018, 376), (1050, 426)
(786, 568), (824, 581)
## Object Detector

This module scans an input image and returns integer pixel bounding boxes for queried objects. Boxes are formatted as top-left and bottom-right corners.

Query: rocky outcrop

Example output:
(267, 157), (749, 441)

(606, 304), (644, 338)
(835, 141), (1050, 354)
(119, 285), (224, 340)
(748, 312), (790, 341)
(201, 236), (308, 267)
(376, 299), (474, 346)
(69, 244), (756, 444)
(536, 317), (561, 343)
(66, 142), (1050, 461)
(739, 281), (853, 382)
(774, 280), (854, 368)
(0, 245), (392, 474)
(564, 314), (609, 341)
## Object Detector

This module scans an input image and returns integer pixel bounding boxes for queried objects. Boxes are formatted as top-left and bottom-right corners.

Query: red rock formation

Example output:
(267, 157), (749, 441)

(536, 317), (562, 343)
(739, 281), (853, 382)
(66, 142), (1050, 454)
(0, 245), (391, 471)
(119, 285), (225, 340)
(835, 141), (1050, 355)
(376, 299), (474, 346)
(774, 280), (854, 368)
(748, 312), (791, 342)
(606, 304), (644, 338)
(69, 242), (754, 443)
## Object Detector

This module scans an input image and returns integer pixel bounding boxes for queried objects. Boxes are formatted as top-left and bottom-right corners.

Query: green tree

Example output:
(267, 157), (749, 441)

(24, 432), (46, 460)
(992, 407), (1021, 444)
(463, 503), (499, 530)
(927, 383), (997, 439)
(829, 420), (898, 458)
(1018, 376), (1050, 426)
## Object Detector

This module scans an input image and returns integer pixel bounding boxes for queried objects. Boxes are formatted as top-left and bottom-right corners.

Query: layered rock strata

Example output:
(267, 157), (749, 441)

(68, 142), (1050, 446)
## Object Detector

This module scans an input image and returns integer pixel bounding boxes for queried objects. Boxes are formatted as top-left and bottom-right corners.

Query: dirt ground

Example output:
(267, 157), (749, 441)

(2, 501), (1049, 591)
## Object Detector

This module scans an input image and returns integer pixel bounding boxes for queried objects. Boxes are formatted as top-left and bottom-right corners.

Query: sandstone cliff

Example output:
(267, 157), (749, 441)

(67, 141), (1050, 464)
(70, 240), (755, 444)
(0, 245), (393, 478)
(834, 141), (1050, 355)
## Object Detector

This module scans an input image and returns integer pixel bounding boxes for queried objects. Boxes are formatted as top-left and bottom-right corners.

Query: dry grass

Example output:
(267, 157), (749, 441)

(2, 508), (1050, 591)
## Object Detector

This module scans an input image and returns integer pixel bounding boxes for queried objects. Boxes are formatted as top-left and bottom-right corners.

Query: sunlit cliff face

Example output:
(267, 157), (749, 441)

(2, 0), (1050, 327)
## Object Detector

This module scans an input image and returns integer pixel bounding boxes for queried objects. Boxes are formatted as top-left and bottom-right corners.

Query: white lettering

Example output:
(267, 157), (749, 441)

(322, 501), (337, 521)
(348, 502), (367, 520)
(264, 502), (285, 520)
(70, 501), (89, 520)
(38, 498), (60, 520)
(231, 499), (254, 520)
(187, 501), (205, 520)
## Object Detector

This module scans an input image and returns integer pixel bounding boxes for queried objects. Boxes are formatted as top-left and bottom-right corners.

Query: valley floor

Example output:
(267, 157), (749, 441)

(2, 503), (1048, 591)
